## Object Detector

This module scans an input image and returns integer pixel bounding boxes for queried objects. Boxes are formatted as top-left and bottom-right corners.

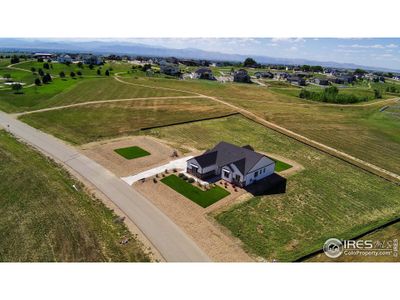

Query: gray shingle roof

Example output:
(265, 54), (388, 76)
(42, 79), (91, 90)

(193, 141), (274, 175)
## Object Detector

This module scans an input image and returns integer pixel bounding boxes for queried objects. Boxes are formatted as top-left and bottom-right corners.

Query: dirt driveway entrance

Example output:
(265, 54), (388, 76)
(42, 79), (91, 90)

(80, 135), (193, 177)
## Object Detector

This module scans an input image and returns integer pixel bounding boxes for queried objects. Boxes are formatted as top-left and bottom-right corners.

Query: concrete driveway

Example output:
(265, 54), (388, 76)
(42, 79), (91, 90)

(121, 156), (193, 185)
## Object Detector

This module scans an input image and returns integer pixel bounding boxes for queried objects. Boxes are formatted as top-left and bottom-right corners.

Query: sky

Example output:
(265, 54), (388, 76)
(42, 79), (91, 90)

(117, 38), (400, 70)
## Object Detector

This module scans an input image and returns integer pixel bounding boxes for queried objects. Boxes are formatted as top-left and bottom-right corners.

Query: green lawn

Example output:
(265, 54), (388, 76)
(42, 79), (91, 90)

(145, 115), (400, 261)
(0, 130), (150, 262)
(161, 175), (230, 208)
(19, 97), (235, 144)
(114, 146), (150, 159)
(274, 159), (292, 172)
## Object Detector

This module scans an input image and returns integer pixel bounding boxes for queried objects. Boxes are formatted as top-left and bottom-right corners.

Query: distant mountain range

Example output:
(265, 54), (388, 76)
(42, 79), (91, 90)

(0, 38), (398, 72)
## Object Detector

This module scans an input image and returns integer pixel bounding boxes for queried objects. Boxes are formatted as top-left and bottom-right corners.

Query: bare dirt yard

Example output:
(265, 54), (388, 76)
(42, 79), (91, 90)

(79, 135), (198, 177)
(134, 175), (254, 262)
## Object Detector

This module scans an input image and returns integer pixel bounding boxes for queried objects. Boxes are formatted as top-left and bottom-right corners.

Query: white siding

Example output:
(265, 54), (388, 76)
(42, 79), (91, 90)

(186, 158), (217, 174)
(244, 160), (275, 186)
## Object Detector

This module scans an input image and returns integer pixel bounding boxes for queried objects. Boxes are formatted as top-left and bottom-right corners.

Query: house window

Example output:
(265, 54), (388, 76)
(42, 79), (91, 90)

(255, 171), (258, 177)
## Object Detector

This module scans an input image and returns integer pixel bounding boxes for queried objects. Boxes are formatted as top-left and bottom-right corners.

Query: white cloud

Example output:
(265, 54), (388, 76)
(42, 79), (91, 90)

(271, 38), (305, 43)
(338, 43), (398, 49)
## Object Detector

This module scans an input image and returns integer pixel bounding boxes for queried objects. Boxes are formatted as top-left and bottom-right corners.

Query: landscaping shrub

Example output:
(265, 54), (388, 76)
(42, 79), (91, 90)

(178, 173), (184, 178)
(188, 178), (195, 183)
(182, 176), (188, 181)
(153, 178), (157, 183)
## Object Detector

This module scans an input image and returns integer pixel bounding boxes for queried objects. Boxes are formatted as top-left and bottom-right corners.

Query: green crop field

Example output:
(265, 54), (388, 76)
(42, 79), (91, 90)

(19, 97), (235, 144)
(114, 146), (150, 159)
(161, 175), (230, 208)
(144, 115), (400, 261)
(0, 130), (150, 262)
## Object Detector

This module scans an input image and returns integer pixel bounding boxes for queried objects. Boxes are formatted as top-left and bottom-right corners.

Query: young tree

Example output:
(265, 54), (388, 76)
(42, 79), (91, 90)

(243, 57), (257, 67)
(38, 68), (44, 77)
(65, 61), (71, 66)
(30, 67), (36, 73)
(37, 58), (44, 63)
(77, 70), (82, 76)
(42, 73), (52, 84)
(59, 71), (66, 79)
(34, 78), (41, 86)
(77, 62), (83, 68)
(10, 55), (20, 64)
(11, 83), (23, 94)
(97, 69), (101, 76)
(70, 71), (76, 78)
(43, 62), (50, 69)
(89, 64), (94, 70)
(105, 69), (110, 76)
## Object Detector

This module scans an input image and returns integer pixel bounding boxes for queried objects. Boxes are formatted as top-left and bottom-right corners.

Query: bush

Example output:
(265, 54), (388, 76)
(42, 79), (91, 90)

(153, 178), (157, 183)
(188, 178), (195, 183)
(178, 173), (184, 178)
(182, 175), (188, 181)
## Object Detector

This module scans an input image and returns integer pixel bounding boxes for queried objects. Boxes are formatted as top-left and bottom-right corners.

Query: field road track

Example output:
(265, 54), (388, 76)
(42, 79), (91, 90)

(0, 111), (211, 262)
(114, 75), (400, 185)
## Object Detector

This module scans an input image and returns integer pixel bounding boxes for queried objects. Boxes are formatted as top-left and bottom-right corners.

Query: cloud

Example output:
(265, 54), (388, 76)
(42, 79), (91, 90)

(271, 38), (305, 43)
(338, 43), (398, 49)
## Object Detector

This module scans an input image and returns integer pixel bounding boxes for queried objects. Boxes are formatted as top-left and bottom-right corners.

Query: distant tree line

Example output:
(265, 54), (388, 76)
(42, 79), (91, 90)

(299, 86), (376, 104)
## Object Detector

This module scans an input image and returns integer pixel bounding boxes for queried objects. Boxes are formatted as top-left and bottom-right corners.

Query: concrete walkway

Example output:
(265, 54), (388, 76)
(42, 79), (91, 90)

(0, 111), (210, 262)
(122, 156), (193, 185)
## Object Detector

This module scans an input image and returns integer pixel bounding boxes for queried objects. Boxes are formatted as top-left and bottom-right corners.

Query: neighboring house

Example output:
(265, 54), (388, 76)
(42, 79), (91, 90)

(275, 72), (289, 80)
(287, 76), (306, 86)
(194, 67), (215, 80)
(233, 69), (251, 83)
(83, 54), (103, 65)
(33, 53), (54, 60)
(57, 54), (72, 64)
(314, 78), (330, 86)
(159, 60), (180, 76)
(254, 71), (274, 79)
(332, 75), (355, 84)
(186, 141), (275, 187)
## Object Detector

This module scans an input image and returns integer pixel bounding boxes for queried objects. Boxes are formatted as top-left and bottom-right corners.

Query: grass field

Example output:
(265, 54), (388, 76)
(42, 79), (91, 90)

(0, 77), (84, 112)
(144, 115), (400, 261)
(161, 175), (230, 208)
(0, 130), (150, 262)
(19, 97), (235, 144)
(307, 221), (400, 262)
(0, 77), (189, 113)
(114, 146), (150, 159)
(118, 76), (400, 175)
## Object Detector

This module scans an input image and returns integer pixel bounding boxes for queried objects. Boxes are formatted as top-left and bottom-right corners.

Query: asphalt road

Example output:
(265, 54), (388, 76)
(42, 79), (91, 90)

(0, 111), (210, 262)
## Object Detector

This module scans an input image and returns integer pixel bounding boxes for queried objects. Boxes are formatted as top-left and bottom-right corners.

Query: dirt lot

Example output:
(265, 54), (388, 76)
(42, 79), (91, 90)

(134, 176), (254, 262)
(80, 135), (198, 177)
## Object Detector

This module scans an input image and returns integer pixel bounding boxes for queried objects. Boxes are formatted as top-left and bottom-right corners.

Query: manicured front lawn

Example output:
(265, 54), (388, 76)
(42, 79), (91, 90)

(161, 175), (230, 208)
(114, 146), (150, 159)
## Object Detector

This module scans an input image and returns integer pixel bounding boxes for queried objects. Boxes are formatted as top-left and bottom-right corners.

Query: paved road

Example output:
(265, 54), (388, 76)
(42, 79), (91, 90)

(0, 111), (210, 262)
